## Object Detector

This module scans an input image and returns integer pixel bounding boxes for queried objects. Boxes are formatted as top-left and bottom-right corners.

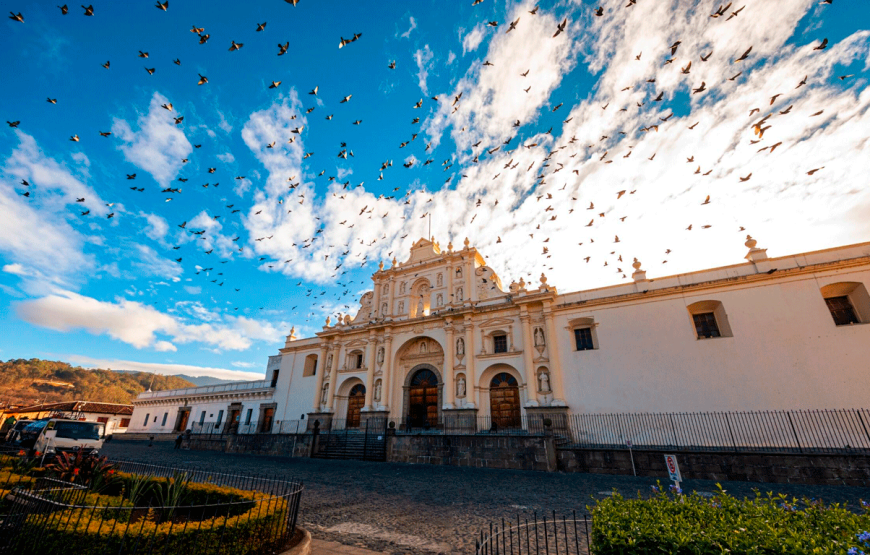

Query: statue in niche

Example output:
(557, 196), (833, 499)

(400, 282), (406, 294)
(417, 295), (425, 316)
(377, 347), (385, 365)
(321, 384), (329, 405)
(457, 375), (466, 397)
(437, 273), (443, 287)
(456, 337), (465, 356)
(539, 370), (551, 393)
(326, 353), (333, 371)
(399, 301), (404, 313)
(383, 284), (389, 295)
(436, 293), (443, 307)
(456, 267), (462, 278)
(534, 327), (545, 347)
(420, 341), (428, 354)
(381, 302), (388, 316)
(456, 288), (464, 301)
(374, 380), (382, 402)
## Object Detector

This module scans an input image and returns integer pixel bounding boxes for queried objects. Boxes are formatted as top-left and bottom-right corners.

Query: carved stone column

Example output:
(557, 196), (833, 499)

(443, 324), (455, 409)
(313, 342), (328, 410)
(381, 333), (393, 411)
(325, 341), (342, 411)
(520, 309), (539, 407)
(364, 331), (377, 410)
(372, 277), (382, 319)
(543, 303), (567, 406)
(464, 315), (476, 408)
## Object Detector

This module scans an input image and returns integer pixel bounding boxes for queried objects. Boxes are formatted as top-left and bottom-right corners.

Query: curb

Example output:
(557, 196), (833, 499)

(280, 527), (312, 555)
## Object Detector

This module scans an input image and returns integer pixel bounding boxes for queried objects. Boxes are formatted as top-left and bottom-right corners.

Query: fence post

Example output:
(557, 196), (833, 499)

(786, 411), (802, 453)
(724, 413), (738, 451)
(363, 419), (369, 461)
(856, 409), (870, 449)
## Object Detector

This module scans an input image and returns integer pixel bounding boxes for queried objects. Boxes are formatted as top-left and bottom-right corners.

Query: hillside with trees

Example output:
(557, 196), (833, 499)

(0, 359), (195, 406)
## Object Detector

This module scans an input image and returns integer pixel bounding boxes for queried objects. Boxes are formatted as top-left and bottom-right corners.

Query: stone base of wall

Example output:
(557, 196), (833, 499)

(557, 447), (870, 486)
(387, 434), (556, 472)
(182, 433), (312, 457)
(114, 433), (177, 442)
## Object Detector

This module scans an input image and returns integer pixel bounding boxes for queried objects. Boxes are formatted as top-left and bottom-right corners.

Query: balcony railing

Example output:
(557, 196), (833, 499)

(136, 379), (273, 400)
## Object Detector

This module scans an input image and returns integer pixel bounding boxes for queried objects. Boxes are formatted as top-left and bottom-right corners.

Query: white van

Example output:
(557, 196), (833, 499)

(17, 419), (105, 458)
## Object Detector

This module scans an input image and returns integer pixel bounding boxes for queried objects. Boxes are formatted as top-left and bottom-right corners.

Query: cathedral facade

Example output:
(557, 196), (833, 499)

(129, 237), (870, 436)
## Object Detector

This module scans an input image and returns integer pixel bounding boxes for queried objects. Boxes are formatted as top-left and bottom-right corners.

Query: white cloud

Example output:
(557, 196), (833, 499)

(217, 152), (235, 164)
(15, 290), (290, 353)
(154, 341), (177, 352)
(447, 51), (456, 65)
(231, 361), (259, 369)
(400, 16), (417, 39)
(66, 355), (264, 381)
(414, 45), (435, 95)
(131, 244), (182, 280)
(462, 24), (486, 54)
(142, 212), (169, 241)
(184, 285), (201, 295)
(112, 92), (193, 186)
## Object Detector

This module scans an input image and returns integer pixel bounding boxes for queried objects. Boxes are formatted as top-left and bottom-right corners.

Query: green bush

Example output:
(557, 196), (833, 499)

(591, 484), (870, 555)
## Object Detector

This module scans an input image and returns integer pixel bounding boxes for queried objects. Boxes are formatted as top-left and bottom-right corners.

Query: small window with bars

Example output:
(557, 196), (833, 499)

(825, 296), (860, 326)
(693, 312), (721, 339)
(493, 335), (508, 353)
(574, 328), (594, 351)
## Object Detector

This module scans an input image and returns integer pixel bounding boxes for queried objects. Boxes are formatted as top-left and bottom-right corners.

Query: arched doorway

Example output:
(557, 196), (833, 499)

(490, 372), (521, 428)
(409, 369), (439, 427)
(346, 384), (366, 427)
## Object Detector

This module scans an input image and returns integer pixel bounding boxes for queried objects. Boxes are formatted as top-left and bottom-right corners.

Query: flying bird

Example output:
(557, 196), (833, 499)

(553, 17), (567, 37)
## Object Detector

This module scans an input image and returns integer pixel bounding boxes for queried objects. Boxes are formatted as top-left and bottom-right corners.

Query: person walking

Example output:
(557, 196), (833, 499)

(174, 433), (183, 449)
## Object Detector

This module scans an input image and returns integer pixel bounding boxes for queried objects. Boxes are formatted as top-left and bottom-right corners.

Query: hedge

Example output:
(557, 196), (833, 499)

(591, 485), (870, 555)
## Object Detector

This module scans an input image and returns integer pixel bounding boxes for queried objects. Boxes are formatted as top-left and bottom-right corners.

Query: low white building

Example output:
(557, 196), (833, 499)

(128, 236), (870, 435)
(3, 401), (133, 435)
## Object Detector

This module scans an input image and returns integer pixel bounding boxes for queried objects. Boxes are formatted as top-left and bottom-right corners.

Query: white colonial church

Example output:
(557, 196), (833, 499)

(129, 236), (870, 436)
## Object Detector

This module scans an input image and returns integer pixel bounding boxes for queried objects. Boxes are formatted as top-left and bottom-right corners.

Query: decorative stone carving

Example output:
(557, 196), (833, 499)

(534, 327), (545, 347)
(321, 384), (328, 405)
(436, 293), (443, 307)
(326, 353), (333, 372)
(383, 284), (389, 295)
(381, 302), (388, 316)
(417, 295), (425, 316)
(400, 282), (406, 294)
(456, 337), (465, 356)
(377, 347), (385, 365)
(437, 273), (443, 287)
(456, 287), (464, 301)
(456, 375), (466, 397)
(419, 341), (428, 354)
(374, 379), (382, 402)
(539, 370), (551, 393)
(398, 301), (404, 313)
(456, 267), (462, 279)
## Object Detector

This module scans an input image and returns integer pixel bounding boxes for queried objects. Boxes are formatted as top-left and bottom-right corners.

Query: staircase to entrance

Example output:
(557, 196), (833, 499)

(313, 421), (387, 462)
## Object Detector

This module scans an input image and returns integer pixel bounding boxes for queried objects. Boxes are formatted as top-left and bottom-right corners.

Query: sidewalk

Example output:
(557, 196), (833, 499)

(311, 539), (386, 554)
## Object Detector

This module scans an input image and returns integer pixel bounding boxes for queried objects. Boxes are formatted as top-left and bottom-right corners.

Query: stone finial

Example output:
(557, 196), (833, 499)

(378, 260), (384, 271)
(540, 273), (548, 286)
(325, 315), (332, 327)
(744, 234), (769, 263)
(463, 237), (470, 249)
(447, 241), (453, 252)
(392, 256), (398, 267)
(631, 258), (648, 282)
(518, 277), (526, 289)
(288, 326), (297, 341)
(344, 314), (351, 325)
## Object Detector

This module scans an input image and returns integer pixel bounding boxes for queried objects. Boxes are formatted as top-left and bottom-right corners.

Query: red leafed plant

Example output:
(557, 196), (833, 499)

(46, 448), (115, 486)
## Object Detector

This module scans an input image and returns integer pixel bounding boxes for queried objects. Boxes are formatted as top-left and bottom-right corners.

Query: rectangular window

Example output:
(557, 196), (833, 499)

(574, 328), (595, 351)
(120, 418), (130, 428)
(161, 412), (168, 426)
(313, 359), (317, 375)
(245, 408), (253, 425)
(97, 417), (109, 423)
(825, 296), (860, 326)
(356, 354), (364, 368)
(143, 413), (150, 426)
(271, 369), (279, 387)
(493, 335), (508, 353)
(199, 410), (206, 425)
(693, 312), (721, 339)
(216, 410), (224, 427)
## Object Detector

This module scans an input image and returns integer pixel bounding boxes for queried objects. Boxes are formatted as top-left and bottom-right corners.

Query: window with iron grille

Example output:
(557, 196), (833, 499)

(161, 412), (168, 426)
(216, 410), (224, 427)
(245, 408), (252, 425)
(574, 328), (594, 350)
(693, 312), (721, 338)
(493, 334), (508, 353)
(825, 296), (860, 326)
(143, 413), (150, 426)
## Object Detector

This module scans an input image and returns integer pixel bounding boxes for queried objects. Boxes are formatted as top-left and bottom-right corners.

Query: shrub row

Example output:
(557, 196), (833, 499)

(591, 485), (870, 555)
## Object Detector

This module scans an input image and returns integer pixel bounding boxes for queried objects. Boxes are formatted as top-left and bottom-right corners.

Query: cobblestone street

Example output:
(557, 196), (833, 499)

(104, 441), (870, 554)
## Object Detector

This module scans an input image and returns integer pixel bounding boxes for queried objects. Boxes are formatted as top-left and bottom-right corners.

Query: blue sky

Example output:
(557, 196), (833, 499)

(1, 0), (869, 380)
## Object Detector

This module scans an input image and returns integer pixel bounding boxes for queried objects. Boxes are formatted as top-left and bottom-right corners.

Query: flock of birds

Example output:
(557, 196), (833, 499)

(4, 0), (845, 327)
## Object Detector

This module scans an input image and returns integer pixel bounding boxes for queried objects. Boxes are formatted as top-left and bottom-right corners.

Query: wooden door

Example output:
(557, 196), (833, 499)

(409, 369), (439, 427)
(346, 384), (365, 427)
(176, 409), (190, 432)
(490, 373), (520, 428)
(228, 409), (240, 433)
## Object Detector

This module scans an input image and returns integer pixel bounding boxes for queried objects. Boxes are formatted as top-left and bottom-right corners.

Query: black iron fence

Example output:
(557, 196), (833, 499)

(186, 419), (305, 436)
(0, 455), (304, 554)
(563, 409), (870, 454)
(476, 512), (593, 555)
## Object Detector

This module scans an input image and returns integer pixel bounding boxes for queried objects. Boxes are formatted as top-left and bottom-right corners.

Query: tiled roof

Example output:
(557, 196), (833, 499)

(6, 401), (133, 415)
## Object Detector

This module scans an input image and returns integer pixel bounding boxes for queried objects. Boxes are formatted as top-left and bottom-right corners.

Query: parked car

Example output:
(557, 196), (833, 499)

(15, 418), (105, 457)
(4, 419), (33, 444)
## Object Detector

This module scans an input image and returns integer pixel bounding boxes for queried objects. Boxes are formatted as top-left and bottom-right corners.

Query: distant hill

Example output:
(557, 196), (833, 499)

(0, 359), (196, 406)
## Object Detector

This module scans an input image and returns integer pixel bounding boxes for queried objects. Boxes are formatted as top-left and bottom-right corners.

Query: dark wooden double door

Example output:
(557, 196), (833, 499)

(409, 369), (439, 427)
(346, 384), (366, 427)
(490, 373), (521, 428)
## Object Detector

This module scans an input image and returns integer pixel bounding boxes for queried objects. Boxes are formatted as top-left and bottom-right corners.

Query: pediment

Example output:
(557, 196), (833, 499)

(479, 317), (515, 329)
(344, 339), (369, 348)
(406, 237), (442, 264)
